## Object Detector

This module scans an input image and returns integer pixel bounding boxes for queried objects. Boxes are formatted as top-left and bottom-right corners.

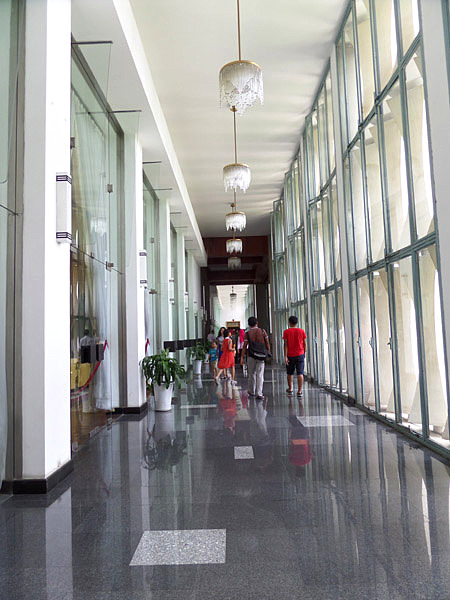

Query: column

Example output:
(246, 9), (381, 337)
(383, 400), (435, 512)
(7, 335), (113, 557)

(21, 0), (72, 485)
(124, 134), (146, 409)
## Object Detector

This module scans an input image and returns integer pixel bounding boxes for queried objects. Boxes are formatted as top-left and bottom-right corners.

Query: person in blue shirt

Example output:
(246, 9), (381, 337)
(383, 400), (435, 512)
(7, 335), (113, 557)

(208, 341), (219, 378)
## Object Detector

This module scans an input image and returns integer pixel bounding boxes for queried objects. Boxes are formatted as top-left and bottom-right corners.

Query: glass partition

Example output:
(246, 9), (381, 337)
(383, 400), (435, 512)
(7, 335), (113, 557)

(0, 0), (21, 486)
(70, 49), (124, 449)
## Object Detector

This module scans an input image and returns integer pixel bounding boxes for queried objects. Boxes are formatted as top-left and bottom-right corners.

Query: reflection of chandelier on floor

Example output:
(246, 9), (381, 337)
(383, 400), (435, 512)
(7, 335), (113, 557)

(219, 0), (264, 116)
(223, 107), (251, 193)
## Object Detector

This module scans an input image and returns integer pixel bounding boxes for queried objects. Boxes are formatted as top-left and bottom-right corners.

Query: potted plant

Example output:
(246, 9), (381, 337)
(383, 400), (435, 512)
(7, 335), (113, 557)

(190, 342), (207, 376)
(141, 349), (186, 411)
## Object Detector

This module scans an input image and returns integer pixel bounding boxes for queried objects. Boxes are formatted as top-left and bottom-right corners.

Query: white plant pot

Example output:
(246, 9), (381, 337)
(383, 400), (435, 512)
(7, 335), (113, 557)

(193, 359), (202, 375)
(153, 382), (174, 412)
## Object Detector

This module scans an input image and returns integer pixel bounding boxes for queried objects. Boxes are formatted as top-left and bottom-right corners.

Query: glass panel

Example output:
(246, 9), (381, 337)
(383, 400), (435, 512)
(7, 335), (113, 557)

(310, 204), (319, 290)
(144, 183), (158, 353)
(350, 142), (367, 271)
(343, 157), (356, 273)
(419, 246), (449, 448)
(392, 257), (421, 432)
(330, 178), (341, 281)
(0, 0), (19, 485)
(374, 0), (398, 91)
(293, 161), (301, 229)
(399, 0), (420, 54)
(404, 48), (434, 240)
(351, 280), (363, 402)
(299, 303), (309, 375)
(358, 276), (375, 409)
(318, 88), (329, 187)
(372, 270), (394, 415)
(336, 37), (348, 146)
(305, 122), (315, 201)
(381, 81), (411, 251)
(355, 0), (375, 118)
(326, 73), (335, 172)
(315, 295), (323, 382)
(312, 109), (321, 197)
(316, 200), (326, 289)
(337, 287), (347, 392)
(70, 56), (123, 446)
(327, 291), (338, 389)
(364, 116), (385, 262)
(322, 295), (330, 385)
(284, 173), (293, 235)
(343, 11), (359, 142)
(322, 193), (332, 286)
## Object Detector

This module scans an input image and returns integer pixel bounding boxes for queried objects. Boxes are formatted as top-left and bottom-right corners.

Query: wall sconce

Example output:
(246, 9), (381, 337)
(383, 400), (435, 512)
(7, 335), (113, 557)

(56, 173), (72, 243)
(139, 250), (147, 287)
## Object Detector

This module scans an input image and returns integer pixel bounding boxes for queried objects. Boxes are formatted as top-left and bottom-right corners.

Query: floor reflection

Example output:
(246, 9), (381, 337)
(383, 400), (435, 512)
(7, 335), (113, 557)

(1, 366), (450, 599)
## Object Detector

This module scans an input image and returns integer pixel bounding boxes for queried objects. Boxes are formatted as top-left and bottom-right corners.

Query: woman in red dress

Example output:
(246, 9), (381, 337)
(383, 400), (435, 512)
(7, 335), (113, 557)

(215, 329), (236, 384)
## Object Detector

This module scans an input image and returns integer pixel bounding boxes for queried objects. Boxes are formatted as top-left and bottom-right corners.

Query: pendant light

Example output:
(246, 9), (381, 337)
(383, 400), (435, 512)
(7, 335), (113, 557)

(226, 232), (243, 254)
(225, 192), (246, 232)
(223, 107), (251, 193)
(228, 256), (241, 269)
(219, 0), (264, 116)
(230, 286), (237, 303)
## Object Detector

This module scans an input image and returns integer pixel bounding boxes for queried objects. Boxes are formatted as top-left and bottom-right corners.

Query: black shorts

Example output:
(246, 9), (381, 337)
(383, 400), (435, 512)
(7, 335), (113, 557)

(286, 355), (305, 376)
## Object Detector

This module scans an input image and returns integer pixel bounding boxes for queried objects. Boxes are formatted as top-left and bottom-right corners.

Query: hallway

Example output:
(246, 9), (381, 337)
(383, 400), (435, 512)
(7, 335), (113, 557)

(1, 366), (449, 600)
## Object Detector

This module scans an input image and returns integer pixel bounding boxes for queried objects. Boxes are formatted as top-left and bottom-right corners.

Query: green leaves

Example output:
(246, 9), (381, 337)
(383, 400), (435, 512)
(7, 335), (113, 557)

(187, 342), (208, 361)
(140, 348), (187, 390)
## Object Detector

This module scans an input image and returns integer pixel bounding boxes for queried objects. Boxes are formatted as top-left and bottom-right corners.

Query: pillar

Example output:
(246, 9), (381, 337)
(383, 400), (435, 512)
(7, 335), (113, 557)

(20, 0), (72, 488)
(124, 133), (146, 410)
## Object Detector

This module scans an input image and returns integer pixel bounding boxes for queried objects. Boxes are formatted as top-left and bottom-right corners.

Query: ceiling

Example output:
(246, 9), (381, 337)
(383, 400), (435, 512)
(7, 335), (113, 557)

(129, 0), (347, 237)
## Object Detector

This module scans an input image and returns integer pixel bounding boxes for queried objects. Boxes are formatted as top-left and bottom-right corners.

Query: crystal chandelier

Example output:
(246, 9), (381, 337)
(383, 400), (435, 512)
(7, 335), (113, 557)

(225, 208), (246, 232)
(223, 162), (251, 193)
(223, 106), (251, 193)
(219, 0), (263, 116)
(226, 235), (243, 254)
(228, 256), (241, 269)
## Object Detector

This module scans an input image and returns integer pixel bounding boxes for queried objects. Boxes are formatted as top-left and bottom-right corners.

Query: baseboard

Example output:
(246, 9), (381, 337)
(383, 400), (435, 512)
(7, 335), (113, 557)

(6, 459), (74, 495)
(114, 402), (148, 415)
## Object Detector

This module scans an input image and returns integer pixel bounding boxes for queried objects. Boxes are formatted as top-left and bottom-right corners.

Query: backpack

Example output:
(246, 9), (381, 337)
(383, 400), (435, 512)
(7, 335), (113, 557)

(246, 328), (267, 361)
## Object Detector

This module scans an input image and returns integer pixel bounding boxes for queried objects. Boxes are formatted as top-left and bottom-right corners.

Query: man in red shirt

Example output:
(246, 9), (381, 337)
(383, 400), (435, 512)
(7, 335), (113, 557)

(283, 315), (307, 397)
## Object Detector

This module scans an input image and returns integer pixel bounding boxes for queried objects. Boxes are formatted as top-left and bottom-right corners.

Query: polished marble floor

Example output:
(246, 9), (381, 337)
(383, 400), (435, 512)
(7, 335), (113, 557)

(1, 365), (450, 599)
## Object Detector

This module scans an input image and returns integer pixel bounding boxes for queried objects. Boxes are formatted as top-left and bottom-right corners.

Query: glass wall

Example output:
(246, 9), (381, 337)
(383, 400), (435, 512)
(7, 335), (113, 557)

(143, 176), (159, 355)
(337, 0), (448, 448)
(70, 48), (124, 449)
(271, 0), (449, 454)
(0, 0), (21, 486)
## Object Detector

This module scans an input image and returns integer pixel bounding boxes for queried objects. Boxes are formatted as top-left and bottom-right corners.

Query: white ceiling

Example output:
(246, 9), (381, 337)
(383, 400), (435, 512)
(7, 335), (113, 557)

(129, 0), (347, 237)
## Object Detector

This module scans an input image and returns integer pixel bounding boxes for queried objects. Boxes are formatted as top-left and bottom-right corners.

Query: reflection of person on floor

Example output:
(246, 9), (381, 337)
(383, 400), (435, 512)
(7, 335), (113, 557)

(288, 398), (312, 477)
(250, 397), (274, 469)
(217, 380), (237, 434)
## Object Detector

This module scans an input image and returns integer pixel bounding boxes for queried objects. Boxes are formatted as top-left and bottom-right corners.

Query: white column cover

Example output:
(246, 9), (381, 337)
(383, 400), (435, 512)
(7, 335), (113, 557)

(21, 0), (71, 478)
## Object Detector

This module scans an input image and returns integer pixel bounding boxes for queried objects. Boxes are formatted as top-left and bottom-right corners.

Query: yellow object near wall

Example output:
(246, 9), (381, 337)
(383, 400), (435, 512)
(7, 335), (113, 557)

(70, 358), (79, 390)
(78, 363), (91, 387)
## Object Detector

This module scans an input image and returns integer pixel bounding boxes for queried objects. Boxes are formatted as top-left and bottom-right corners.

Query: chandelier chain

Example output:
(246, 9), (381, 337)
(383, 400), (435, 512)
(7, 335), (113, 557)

(233, 109), (238, 163)
(237, 0), (241, 61)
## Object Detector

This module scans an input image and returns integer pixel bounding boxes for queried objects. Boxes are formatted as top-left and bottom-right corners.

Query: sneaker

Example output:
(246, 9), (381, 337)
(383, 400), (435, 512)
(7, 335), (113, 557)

(256, 395), (264, 400)
(286, 388), (293, 395)
(248, 392), (256, 397)
(297, 391), (303, 397)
